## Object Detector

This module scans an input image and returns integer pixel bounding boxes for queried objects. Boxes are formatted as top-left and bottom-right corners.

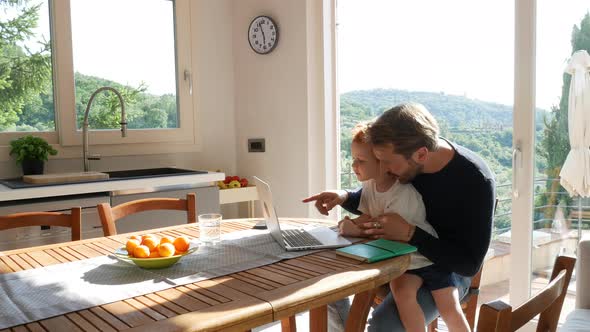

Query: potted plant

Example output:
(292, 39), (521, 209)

(9, 135), (58, 175)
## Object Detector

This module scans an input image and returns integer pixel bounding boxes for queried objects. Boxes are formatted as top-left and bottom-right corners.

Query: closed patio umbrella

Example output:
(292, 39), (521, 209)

(560, 50), (590, 198)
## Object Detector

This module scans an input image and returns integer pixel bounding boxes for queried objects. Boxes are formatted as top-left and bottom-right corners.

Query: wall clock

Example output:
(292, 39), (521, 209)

(248, 15), (279, 54)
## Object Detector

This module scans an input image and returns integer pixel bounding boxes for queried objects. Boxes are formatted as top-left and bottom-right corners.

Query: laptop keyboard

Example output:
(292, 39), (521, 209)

(282, 229), (323, 247)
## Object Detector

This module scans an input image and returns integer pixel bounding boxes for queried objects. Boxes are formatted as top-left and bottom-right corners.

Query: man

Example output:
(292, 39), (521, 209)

(304, 103), (495, 331)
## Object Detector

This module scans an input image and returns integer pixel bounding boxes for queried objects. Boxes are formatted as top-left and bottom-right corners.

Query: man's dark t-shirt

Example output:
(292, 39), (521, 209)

(342, 140), (496, 277)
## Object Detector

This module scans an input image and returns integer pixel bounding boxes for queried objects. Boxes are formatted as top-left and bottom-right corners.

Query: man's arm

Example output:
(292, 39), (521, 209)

(409, 179), (496, 276)
(341, 188), (363, 215)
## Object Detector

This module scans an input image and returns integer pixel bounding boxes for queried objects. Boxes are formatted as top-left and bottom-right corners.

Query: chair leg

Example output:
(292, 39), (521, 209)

(310, 305), (328, 332)
(464, 295), (478, 330)
(345, 288), (378, 332)
(281, 316), (296, 332)
(427, 317), (438, 332)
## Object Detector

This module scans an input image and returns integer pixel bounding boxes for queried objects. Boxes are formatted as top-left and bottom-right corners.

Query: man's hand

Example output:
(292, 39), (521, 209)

(302, 190), (348, 215)
(360, 213), (416, 242)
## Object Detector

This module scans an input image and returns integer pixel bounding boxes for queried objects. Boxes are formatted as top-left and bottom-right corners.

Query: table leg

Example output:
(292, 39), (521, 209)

(281, 316), (296, 332)
(310, 305), (328, 332)
(248, 200), (255, 218)
(345, 288), (378, 332)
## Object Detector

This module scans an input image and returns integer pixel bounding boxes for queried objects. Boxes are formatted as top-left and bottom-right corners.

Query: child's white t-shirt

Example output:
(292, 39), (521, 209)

(358, 179), (438, 270)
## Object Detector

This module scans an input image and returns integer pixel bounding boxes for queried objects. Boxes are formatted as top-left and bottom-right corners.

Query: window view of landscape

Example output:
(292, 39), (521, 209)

(338, 0), (590, 320)
(0, 0), (179, 133)
(0, 0), (54, 132)
(70, 0), (178, 130)
(337, 0), (517, 236)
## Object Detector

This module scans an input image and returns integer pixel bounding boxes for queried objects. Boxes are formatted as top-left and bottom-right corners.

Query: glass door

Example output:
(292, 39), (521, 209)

(529, 0), (589, 325)
(337, 0), (515, 313)
(512, 1), (588, 328)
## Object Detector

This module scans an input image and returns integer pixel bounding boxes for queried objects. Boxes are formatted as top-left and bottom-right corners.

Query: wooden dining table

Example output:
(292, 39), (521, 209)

(0, 218), (409, 332)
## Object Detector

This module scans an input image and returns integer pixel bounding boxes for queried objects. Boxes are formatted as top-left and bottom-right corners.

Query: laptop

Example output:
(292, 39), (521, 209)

(253, 176), (351, 251)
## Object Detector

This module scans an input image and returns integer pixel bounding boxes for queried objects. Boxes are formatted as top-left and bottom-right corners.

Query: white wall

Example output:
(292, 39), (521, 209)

(232, 0), (335, 218)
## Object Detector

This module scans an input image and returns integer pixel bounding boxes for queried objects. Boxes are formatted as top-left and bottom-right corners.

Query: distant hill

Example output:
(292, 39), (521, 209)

(339, 88), (550, 191)
(340, 88), (548, 131)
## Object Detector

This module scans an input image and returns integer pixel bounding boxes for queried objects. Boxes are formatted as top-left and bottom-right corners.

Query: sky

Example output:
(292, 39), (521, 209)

(337, 0), (590, 110)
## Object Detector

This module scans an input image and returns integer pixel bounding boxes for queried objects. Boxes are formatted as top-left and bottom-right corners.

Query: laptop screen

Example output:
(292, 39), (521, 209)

(253, 176), (286, 247)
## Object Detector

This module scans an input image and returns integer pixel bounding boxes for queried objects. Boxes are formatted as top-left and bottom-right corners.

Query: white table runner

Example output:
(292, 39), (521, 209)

(0, 228), (330, 329)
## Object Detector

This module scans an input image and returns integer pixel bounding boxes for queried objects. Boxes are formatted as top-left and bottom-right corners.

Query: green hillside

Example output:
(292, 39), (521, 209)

(339, 88), (549, 202)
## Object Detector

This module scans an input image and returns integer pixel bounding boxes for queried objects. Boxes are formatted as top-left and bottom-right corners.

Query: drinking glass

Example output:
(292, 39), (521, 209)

(199, 213), (222, 244)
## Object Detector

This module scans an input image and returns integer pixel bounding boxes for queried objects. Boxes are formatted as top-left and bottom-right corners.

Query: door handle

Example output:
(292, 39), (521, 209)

(184, 69), (193, 95)
(512, 144), (522, 198)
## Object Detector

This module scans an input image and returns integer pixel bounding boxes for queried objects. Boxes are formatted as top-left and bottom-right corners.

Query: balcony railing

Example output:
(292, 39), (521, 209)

(340, 169), (588, 240)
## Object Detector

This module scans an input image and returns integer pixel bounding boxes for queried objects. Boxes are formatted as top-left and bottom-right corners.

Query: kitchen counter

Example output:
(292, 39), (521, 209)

(0, 171), (224, 202)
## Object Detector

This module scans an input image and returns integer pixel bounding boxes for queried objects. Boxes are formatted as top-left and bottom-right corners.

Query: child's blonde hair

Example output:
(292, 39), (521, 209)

(352, 122), (371, 143)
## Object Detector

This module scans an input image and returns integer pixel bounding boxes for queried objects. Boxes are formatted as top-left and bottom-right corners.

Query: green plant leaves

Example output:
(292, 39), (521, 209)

(9, 135), (57, 164)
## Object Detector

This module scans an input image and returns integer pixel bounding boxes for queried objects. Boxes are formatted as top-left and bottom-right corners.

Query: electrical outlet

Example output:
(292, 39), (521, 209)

(248, 138), (265, 152)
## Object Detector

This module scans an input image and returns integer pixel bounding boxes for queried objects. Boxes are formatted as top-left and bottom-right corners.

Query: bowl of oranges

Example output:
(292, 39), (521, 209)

(114, 234), (198, 269)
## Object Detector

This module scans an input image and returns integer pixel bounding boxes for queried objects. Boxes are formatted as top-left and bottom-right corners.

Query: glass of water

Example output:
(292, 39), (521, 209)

(199, 213), (222, 244)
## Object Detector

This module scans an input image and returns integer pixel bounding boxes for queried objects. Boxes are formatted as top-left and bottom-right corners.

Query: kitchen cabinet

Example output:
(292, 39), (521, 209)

(0, 194), (109, 251)
(0, 172), (223, 251)
(110, 185), (219, 234)
(0, 186), (219, 251)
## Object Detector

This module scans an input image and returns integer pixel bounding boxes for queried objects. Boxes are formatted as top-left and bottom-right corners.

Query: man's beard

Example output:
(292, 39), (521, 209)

(398, 159), (423, 184)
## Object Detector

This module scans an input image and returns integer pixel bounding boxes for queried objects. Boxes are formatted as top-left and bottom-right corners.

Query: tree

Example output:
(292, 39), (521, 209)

(0, 0), (51, 131)
(74, 73), (147, 129)
(539, 12), (590, 222)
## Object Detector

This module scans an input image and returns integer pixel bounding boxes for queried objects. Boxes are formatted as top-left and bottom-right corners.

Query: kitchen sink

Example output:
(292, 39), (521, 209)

(105, 167), (206, 179)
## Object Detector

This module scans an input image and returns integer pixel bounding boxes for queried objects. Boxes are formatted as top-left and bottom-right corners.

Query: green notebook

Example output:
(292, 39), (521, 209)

(336, 239), (417, 263)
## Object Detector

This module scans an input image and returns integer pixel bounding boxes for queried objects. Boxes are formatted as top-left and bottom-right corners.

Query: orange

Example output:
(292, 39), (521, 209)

(142, 237), (160, 252)
(126, 239), (141, 256)
(173, 236), (190, 253)
(160, 236), (173, 245)
(129, 235), (142, 241)
(141, 234), (156, 243)
(133, 245), (150, 258)
(149, 251), (161, 258)
(158, 243), (175, 257)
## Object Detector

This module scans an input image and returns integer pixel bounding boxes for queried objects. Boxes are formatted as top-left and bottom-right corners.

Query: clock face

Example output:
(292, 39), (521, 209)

(248, 16), (278, 54)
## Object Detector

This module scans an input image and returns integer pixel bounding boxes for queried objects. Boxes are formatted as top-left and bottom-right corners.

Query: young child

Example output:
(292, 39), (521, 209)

(340, 122), (471, 332)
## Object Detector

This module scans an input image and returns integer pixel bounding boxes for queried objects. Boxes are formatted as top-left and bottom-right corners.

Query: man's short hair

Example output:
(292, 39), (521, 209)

(367, 103), (439, 158)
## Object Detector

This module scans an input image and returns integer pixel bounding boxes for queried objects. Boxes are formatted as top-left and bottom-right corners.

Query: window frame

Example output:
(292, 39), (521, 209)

(0, 0), (197, 152)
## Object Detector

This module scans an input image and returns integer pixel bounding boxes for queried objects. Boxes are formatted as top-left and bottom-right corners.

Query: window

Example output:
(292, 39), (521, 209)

(0, 1), (56, 142)
(70, 0), (178, 130)
(0, 0), (195, 149)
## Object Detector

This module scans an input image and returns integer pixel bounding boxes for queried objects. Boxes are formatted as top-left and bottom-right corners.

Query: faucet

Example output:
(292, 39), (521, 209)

(83, 87), (128, 172)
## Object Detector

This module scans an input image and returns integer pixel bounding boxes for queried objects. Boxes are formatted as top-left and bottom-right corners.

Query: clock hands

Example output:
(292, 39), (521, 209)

(258, 21), (266, 45)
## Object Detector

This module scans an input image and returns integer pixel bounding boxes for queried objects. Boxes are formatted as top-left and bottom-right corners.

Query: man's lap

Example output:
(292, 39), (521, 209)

(367, 273), (471, 332)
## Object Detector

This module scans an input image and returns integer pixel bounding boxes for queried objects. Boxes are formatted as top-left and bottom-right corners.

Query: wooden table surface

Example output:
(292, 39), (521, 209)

(0, 218), (409, 332)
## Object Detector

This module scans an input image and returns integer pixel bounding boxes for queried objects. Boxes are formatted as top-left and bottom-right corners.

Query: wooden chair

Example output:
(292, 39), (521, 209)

(97, 193), (196, 236)
(477, 255), (576, 332)
(368, 267), (483, 332)
(0, 207), (82, 242)
(428, 267), (483, 331)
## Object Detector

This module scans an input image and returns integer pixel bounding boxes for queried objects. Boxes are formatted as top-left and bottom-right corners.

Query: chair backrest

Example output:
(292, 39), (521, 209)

(577, 235), (590, 309)
(97, 193), (196, 236)
(0, 207), (82, 242)
(476, 255), (576, 332)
